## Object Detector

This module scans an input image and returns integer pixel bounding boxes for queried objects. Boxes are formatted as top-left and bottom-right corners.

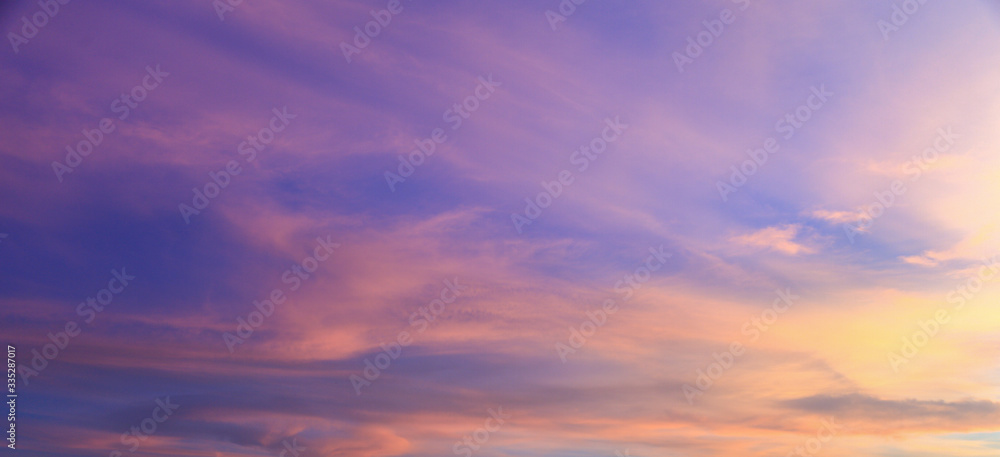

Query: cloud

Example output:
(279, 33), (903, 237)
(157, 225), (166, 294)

(782, 394), (1000, 435)
(901, 255), (939, 267)
(730, 224), (816, 255)
(3, 0), (1000, 456)
(808, 209), (867, 225)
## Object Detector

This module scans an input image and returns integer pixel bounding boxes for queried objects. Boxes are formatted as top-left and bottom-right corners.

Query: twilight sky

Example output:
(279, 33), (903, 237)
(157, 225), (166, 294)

(2, 0), (1000, 456)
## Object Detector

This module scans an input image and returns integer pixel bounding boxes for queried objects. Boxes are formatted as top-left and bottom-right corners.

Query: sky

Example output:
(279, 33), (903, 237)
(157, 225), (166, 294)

(1, 0), (1000, 456)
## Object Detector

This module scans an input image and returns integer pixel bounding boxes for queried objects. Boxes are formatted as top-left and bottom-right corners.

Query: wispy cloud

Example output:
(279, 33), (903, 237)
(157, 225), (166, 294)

(730, 224), (817, 255)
